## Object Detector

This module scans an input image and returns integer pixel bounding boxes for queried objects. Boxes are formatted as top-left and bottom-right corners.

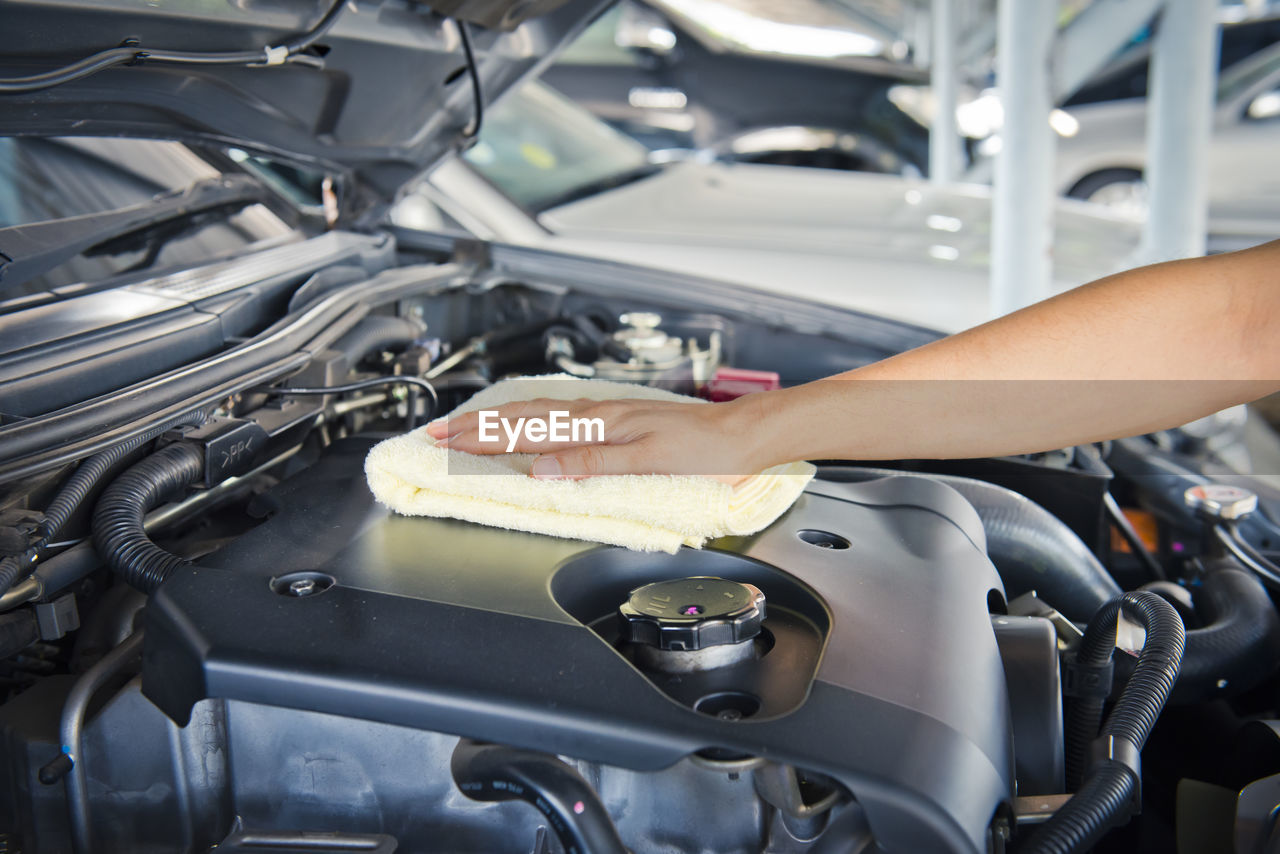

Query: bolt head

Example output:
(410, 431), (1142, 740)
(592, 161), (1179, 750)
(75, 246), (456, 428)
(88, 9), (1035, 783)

(288, 578), (317, 597)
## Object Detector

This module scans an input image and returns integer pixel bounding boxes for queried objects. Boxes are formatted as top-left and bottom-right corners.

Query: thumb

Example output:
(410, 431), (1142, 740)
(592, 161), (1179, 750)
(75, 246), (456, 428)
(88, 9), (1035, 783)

(530, 444), (645, 479)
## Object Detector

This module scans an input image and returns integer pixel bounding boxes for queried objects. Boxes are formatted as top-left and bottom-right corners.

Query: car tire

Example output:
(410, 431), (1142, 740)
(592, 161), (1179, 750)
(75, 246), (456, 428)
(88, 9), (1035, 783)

(1067, 168), (1147, 211)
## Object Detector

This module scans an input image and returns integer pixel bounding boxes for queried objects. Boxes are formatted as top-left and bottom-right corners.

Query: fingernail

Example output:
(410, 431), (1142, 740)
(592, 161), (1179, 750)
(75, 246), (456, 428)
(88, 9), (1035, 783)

(531, 457), (562, 479)
(435, 432), (458, 448)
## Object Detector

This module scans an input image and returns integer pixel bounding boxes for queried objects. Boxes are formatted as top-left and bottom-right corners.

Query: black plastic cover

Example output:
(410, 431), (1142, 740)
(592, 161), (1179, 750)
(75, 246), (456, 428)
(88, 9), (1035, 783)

(144, 438), (1013, 854)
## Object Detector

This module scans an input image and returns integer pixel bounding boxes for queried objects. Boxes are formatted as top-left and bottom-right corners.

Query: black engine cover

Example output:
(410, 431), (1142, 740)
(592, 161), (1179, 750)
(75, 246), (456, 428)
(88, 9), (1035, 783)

(144, 437), (1014, 853)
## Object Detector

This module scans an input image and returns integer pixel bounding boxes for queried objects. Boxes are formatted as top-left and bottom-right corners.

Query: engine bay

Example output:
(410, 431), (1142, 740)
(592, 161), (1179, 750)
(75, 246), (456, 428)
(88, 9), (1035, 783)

(2, 233), (1280, 854)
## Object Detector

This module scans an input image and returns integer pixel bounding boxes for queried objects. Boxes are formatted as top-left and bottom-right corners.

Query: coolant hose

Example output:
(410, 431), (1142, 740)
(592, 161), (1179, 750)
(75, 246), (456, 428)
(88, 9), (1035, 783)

(819, 467), (1121, 621)
(332, 315), (424, 366)
(451, 740), (629, 854)
(92, 443), (204, 594)
(1128, 560), (1280, 705)
(0, 410), (206, 598)
(1028, 592), (1184, 854)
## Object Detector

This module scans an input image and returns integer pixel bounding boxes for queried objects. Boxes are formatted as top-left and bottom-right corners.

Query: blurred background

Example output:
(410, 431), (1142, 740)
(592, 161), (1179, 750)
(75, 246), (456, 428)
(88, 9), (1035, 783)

(395, 0), (1279, 335)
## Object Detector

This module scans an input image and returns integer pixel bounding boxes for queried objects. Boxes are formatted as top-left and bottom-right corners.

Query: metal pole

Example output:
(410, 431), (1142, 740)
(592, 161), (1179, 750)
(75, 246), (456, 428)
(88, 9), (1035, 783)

(929, 0), (962, 183)
(1142, 0), (1218, 262)
(990, 0), (1059, 317)
(61, 632), (145, 854)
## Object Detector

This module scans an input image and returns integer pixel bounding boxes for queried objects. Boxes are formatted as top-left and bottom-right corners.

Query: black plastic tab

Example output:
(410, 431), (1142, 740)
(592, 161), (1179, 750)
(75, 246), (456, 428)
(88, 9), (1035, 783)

(1062, 651), (1115, 700)
(167, 416), (269, 487)
(1089, 734), (1143, 815)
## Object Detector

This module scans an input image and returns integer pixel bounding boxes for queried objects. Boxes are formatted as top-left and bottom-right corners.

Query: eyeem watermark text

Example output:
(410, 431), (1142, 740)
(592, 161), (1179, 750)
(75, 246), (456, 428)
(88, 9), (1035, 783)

(477, 410), (604, 453)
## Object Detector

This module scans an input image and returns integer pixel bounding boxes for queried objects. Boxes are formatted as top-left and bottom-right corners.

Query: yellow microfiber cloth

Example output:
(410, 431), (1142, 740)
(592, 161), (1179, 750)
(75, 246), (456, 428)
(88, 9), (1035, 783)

(364, 376), (815, 553)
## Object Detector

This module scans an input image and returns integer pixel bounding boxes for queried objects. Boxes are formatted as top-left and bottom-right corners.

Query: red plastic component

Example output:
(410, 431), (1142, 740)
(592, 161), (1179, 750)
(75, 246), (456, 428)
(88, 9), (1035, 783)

(702, 367), (781, 402)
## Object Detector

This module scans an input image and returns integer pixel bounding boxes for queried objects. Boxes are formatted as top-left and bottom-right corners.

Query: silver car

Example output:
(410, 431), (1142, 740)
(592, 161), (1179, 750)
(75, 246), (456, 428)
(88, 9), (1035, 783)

(1053, 40), (1280, 241)
(404, 81), (1143, 333)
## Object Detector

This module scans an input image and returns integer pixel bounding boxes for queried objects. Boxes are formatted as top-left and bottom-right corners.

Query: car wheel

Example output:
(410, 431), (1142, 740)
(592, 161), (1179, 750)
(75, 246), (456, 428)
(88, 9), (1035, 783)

(1067, 168), (1148, 214)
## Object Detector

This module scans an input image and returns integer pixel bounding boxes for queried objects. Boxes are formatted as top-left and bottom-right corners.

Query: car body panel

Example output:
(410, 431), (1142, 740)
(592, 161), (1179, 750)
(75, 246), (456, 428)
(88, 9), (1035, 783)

(423, 155), (1141, 333)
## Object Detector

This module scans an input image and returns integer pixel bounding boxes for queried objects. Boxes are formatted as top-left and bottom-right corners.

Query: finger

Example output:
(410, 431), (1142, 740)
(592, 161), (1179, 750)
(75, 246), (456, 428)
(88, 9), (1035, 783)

(529, 443), (650, 479)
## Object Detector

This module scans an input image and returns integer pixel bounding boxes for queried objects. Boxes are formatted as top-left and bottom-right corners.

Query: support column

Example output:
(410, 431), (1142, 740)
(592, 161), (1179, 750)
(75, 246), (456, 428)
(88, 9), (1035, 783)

(929, 0), (962, 184)
(1142, 0), (1219, 262)
(990, 0), (1058, 317)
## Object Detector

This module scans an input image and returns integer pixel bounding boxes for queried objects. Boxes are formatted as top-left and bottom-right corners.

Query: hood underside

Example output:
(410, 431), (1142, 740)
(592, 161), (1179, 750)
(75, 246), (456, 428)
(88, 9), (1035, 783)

(0, 0), (606, 217)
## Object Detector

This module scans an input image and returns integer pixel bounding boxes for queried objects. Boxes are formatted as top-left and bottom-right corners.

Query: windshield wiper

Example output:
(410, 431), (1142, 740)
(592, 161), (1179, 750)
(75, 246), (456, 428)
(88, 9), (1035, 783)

(0, 174), (272, 294)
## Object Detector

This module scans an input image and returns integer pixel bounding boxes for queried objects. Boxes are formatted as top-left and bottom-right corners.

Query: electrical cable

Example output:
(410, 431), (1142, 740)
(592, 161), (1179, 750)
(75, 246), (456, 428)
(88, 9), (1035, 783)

(1216, 523), (1280, 592)
(1028, 591), (1184, 854)
(257, 376), (439, 430)
(0, 0), (346, 94)
(456, 19), (484, 140)
(92, 443), (205, 594)
(451, 740), (629, 854)
(0, 409), (207, 600)
(1103, 492), (1166, 581)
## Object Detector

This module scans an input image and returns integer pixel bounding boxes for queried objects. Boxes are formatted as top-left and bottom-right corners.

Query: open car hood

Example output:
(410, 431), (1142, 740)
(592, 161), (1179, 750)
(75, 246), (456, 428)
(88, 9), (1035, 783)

(0, 0), (606, 220)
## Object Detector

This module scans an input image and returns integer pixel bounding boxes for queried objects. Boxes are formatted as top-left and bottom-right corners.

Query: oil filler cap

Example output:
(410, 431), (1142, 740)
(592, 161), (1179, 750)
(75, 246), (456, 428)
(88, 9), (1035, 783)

(618, 577), (765, 651)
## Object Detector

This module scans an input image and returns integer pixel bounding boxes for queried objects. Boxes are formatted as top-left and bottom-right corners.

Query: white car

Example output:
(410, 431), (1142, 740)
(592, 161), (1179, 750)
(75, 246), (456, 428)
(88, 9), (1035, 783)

(400, 82), (1143, 334)
(1053, 40), (1280, 241)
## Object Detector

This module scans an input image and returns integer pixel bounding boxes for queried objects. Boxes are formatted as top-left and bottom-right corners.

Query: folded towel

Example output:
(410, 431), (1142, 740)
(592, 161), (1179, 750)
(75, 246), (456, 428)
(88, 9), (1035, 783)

(364, 376), (815, 553)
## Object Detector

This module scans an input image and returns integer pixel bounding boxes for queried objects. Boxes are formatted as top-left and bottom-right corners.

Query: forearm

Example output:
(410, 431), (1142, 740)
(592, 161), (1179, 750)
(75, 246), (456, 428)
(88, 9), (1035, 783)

(743, 241), (1280, 466)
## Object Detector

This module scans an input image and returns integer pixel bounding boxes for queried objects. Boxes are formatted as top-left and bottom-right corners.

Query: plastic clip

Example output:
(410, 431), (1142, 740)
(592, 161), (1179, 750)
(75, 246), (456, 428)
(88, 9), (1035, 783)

(262, 45), (289, 66)
(1089, 734), (1143, 816)
(1062, 652), (1114, 700)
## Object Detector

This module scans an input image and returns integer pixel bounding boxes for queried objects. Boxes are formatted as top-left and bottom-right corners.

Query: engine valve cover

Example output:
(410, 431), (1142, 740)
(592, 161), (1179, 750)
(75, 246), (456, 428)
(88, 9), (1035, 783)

(144, 437), (1014, 853)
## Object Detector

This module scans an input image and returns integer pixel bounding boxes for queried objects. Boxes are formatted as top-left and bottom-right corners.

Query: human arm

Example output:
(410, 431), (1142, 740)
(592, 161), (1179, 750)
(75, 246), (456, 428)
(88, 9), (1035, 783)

(429, 240), (1280, 482)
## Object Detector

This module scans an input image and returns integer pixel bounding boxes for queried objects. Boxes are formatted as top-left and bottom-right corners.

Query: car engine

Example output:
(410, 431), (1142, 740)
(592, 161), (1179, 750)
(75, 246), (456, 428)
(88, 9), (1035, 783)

(2, 233), (1280, 854)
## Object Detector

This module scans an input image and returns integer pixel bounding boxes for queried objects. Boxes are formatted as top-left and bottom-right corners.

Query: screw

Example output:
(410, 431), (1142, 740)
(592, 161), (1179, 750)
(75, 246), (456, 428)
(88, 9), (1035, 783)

(288, 578), (317, 597)
(717, 708), (743, 722)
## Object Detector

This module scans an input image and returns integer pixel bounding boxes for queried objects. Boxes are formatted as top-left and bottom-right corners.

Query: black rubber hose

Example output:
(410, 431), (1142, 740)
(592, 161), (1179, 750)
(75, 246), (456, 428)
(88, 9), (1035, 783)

(1024, 765), (1136, 854)
(818, 467), (1121, 621)
(0, 554), (32, 604)
(91, 443), (204, 594)
(1063, 603), (1127, 791)
(43, 410), (208, 540)
(451, 740), (629, 854)
(332, 315), (425, 366)
(1122, 561), (1280, 705)
(1027, 592), (1184, 854)
(0, 411), (206, 600)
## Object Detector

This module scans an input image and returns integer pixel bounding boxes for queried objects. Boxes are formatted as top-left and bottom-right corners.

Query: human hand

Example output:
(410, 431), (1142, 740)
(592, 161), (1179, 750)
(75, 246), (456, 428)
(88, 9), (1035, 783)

(425, 395), (772, 485)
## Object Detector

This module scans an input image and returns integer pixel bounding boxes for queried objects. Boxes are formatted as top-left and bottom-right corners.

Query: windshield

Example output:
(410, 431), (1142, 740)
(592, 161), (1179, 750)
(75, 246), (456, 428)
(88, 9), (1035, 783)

(463, 82), (658, 213)
(1217, 42), (1280, 104)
